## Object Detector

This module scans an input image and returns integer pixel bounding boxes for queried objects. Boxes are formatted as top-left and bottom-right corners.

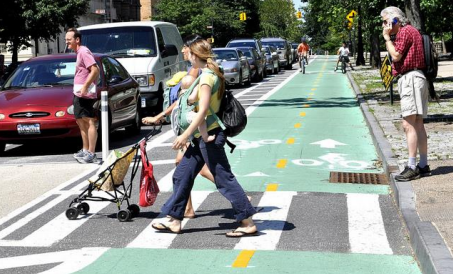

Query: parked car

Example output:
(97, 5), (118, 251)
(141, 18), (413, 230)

(234, 47), (265, 81)
(263, 45), (279, 74)
(212, 48), (251, 86)
(78, 21), (186, 114)
(226, 38), (266, 77)
(291, 42), (299, 62)
(260, 37), (293, 69)
(0, 53), (141, 154)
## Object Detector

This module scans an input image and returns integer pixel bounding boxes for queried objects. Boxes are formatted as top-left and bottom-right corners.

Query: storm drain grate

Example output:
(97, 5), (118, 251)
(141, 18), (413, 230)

(329, 172), (388, 185)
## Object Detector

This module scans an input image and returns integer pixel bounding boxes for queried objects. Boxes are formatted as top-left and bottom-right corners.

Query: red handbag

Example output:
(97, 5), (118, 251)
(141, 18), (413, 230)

(138, 140), (159, 207)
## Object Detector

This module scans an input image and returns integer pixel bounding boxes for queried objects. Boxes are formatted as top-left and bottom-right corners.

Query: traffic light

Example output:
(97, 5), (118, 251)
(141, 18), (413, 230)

(239, 12), (246, 21)
(297, 11), (302, 19)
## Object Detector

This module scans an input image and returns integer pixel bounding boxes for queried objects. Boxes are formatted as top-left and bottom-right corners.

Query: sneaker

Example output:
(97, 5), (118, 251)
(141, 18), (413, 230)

(395, 166), (420, 181)
(79, 152), (97, 164)
(334, 68), (337, 72)
(417, 164), (431, 177)
(300, 68), (303, 72)
(73, 149), (86, 160)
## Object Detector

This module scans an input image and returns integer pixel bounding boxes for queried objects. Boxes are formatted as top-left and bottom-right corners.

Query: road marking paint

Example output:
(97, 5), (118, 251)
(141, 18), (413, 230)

(0, 247), (109, 272)
(311, 88), (316, 91)
(276, 159), (287, 169)
(0, 194), (68, 240)
(302, 104), (310, 108)
(294, 123), (301, 128)
(157, 167), (175, 192)
(347, 193), (393, 254)
(309, 92), (314, 95)
(299, 112), (306, 117)
(266, 184), (279, 191)
(286, 137), (295, 144)
(235, 191), (297, 250)
(150, 159), (176, 165)
(232, 250), (256, 268)
(307, 98), (313, 101)
(127, 191), (212, 249)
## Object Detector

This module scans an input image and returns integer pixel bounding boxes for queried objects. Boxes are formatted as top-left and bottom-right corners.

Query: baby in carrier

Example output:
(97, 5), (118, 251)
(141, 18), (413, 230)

(180, 75), (215, 143)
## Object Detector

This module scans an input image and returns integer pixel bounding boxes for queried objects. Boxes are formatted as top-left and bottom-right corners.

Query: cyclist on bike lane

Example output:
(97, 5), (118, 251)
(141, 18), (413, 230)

(335, 42), (354, 71)
(297, 38), (310, 72)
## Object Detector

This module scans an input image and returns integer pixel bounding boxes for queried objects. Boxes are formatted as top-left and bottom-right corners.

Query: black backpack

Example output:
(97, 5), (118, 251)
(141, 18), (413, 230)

(421, 33), (439, 101)
(218, 89), (247, 137)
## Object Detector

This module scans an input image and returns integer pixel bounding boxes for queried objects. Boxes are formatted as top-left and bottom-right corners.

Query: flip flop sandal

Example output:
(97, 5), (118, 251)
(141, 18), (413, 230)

(152, 223), (181, 234)
(226, 230), (258, 238)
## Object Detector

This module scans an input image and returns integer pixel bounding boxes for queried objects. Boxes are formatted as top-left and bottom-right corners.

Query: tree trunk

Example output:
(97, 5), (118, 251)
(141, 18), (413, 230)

(356, 6), (365, 66)
(370, 33), (381, 68)
(12, 39), (18, 65)
(404, 0), (423, 31)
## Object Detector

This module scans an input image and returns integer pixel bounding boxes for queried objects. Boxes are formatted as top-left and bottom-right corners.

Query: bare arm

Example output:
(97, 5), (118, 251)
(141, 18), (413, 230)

(80, 64), (100, 96)
(382, 25), (402, 62)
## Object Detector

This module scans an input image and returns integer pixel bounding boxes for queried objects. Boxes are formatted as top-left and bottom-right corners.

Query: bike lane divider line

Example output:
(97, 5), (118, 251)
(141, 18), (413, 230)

(231, 250), (256, 268)
(276, 159), (288, 169)
(286, 138), (295, 145)
(265, 183), (279, 191)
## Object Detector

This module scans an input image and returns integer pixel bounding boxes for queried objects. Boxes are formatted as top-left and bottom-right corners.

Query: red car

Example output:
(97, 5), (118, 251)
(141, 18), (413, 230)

(0, 54), (142, 154)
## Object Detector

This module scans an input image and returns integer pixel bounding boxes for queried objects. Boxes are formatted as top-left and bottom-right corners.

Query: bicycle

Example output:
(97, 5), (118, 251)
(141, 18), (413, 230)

(299, 54), (307, 74)
(340, 56), (347, 74)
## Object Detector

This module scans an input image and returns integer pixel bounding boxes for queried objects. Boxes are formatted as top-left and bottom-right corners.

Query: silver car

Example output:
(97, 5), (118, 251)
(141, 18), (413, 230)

(212, 48), (251, 86)
(260, 37), (293, 69)
(263, 46), (279, 74)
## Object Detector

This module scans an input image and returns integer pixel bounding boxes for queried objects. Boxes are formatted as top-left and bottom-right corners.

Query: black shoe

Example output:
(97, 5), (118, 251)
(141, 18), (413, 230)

(417, 164), (431, 177)
(395, 166), (420, 181)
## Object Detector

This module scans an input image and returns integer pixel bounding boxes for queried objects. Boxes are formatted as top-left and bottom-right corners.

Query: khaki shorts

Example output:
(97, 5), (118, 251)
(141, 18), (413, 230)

(397, 70), (429, 118)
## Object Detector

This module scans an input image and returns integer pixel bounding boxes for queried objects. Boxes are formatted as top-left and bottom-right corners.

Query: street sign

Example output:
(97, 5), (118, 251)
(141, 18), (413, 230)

(346, 10), (357, 23)
(380, 55), (394, 92)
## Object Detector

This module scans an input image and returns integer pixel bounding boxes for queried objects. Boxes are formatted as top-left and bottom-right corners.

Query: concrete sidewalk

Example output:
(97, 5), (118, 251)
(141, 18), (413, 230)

(349, 59), (453, 274)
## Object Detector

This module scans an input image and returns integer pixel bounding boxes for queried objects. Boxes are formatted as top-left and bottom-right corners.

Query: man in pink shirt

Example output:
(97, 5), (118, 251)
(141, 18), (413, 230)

(65, 28), (100, 164)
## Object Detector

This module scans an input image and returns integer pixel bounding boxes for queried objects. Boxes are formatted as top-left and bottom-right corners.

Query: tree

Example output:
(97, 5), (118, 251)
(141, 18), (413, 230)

(258, 0), (302, 41)
(153, 0), (259, 47)
(0, 0), (89, 64)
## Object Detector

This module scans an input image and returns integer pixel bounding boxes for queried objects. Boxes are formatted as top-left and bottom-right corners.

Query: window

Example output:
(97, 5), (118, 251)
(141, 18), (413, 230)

(156, 28), (165, 54)
(81, 26), (157, 57)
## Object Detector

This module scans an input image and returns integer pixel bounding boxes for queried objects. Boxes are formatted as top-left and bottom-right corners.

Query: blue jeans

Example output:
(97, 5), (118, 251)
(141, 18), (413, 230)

(162, 128), (256, 221)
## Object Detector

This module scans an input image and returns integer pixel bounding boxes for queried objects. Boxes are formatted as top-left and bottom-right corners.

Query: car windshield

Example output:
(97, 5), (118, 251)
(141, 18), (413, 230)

(263, 47), (271, 54)
(2, 59), (93, 90)
(213, 50), (238, 61)
(228, 41), (255, 48)
(81, 27), (157, 58)
(262, 41), (285, 49)
(236, 48), (253, 58)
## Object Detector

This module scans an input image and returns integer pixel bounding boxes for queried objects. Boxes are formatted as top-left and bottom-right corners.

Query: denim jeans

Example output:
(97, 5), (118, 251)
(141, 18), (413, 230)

(162, 128), (256, 221)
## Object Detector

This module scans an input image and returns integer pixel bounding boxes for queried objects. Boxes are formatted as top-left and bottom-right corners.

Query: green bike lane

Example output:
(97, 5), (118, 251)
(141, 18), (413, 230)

(77, 57), (421, 274)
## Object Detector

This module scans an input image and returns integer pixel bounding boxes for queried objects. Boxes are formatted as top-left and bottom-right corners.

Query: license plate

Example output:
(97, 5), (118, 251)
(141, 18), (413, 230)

(141, 98), (146, 108)
(17, 124), (41, 135)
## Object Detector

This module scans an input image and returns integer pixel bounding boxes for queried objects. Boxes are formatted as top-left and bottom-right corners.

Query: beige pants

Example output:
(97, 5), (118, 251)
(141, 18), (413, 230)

(398, 70), (429, 118)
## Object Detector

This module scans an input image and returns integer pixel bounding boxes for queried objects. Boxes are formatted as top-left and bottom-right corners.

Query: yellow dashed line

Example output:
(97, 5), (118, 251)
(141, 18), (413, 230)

(276, 159), (288, 168)
(266, 184), (279, 191)
(232, 250), (256, 268)
(299, 112), (306, 117)
(302, 104), (310, 108)
(294, 123), (301, 128)
(311, 88), (316, 91)
(286, 137), (295, 144)
(309, 93), (314, 95)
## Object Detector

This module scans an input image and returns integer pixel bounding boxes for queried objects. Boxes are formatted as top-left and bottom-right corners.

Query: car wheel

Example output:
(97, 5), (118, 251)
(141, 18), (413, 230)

(245, 71), (251, 86)
(125, 97), (142, 135)
(0, 142), (5, 155)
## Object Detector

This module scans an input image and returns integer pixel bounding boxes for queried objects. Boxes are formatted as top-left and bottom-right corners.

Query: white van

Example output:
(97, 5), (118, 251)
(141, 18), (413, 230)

(78, 21), (186, 113)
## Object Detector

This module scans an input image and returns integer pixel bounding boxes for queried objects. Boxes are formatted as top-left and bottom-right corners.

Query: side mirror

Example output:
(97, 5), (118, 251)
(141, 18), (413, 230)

(162, 44), (178, 58)
(108, 75), (123, 85)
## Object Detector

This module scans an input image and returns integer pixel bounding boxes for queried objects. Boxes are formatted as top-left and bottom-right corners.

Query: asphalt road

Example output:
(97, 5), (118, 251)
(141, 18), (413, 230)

(0, 58), (421, 274)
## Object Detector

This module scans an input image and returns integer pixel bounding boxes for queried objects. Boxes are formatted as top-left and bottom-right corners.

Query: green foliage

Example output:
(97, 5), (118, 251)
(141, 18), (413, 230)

(258, 0), (302, 41)
(153, 0), (260, 47)
(0, 0), (89, 62)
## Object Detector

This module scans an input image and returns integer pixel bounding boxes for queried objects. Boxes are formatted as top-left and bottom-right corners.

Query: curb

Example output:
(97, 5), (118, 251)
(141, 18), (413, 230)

(347, 72), (453, 274)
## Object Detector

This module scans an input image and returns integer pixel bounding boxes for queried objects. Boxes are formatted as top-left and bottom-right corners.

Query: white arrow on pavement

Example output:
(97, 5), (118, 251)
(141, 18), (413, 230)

(310, 139), (347, 149)
(244, 172), (270, 177)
